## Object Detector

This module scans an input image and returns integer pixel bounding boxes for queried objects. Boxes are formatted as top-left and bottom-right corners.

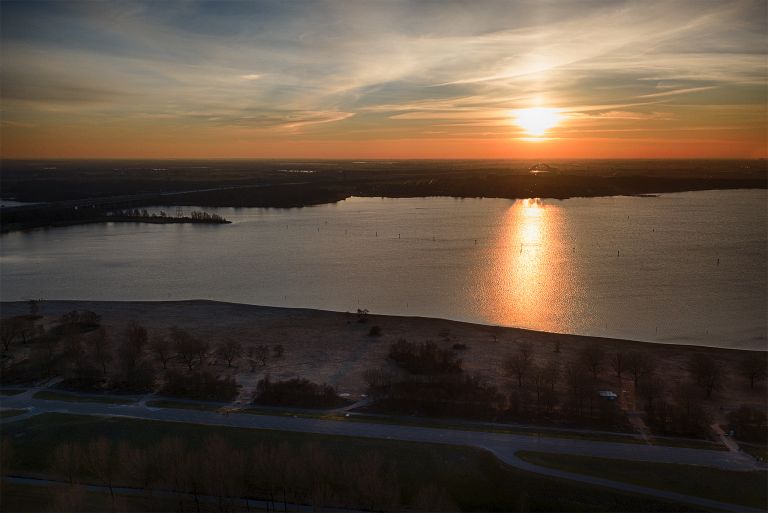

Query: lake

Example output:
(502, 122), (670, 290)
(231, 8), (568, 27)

(1, 189), (766, 349)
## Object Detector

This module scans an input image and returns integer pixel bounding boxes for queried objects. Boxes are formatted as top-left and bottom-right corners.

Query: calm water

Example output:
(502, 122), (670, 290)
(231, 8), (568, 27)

(1, 190), (766, 349)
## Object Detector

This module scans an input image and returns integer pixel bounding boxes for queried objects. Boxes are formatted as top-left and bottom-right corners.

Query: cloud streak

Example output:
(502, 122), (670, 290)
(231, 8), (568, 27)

(0, 0), (765, 157)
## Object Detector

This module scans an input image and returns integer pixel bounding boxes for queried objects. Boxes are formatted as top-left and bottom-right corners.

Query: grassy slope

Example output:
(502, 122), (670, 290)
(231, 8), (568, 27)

(517, 451), (767, 510)
(1, 413), (700, 513)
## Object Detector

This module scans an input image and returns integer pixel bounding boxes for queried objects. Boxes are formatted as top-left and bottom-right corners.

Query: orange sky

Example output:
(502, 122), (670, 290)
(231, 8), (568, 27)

(1, 1), (766, 159)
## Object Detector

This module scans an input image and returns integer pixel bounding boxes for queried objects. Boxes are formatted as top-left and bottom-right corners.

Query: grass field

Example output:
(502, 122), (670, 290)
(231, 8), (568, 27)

(32, 391), (136, 405)
(0, 413), (701, 512)
(0, 409), (27, 419)
(0, 483), (222, 513)
(146, 399), (223, 411)
(517, 451), (767, 510)
(0, 389), (25, 396)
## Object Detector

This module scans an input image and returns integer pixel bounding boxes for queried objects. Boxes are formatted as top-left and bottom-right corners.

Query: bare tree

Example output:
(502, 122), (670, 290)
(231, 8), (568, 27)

(125, 320), (148, 353)
(215, 338), (244, 367)
(171, 327), (209, 370)
(688, 353), (722, 399)
(51, 484), (87, 513)
(610, 351), (625, 379)
(579, 343), (605, 380)
(51, 442), (81, 485)
(149, 334), (173, 369)
(0, 317), (25, 352)
(118, 442), (158, 490)
(87, 326), (113, 377)
(84, 437), (116, 506)
(624, 351), (653, 387)
(503, 342), (534, 387)
(246, 345), (269, 370)
(739, 356), (767, 390)
(1, 437), (13, 477)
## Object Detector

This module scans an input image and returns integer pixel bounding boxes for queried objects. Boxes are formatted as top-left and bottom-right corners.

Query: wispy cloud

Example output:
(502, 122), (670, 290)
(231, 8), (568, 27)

(0, 0), (765, 156)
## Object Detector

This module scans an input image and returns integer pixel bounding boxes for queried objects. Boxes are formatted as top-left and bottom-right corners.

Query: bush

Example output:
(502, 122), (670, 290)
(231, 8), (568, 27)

(388, 340), (462, 375)
(367, 372), (503, 419)
(253, 376), (348, 409)
(60, 311), (101, 331)
(160, 370), (239, 402)
(369, 326), (382, 337)
(728, 405), (768, 443)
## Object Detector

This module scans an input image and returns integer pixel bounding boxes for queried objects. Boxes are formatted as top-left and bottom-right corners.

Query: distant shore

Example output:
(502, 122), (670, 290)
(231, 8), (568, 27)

(1, 213), (230, 234)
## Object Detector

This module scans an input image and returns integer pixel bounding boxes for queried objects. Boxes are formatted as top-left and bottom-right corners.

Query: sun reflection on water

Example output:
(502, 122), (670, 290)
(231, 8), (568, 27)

(480, 198), (580, 333)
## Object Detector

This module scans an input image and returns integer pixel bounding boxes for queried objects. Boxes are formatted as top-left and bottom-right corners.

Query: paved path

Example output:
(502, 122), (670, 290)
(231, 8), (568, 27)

(2, 395), (765, 512)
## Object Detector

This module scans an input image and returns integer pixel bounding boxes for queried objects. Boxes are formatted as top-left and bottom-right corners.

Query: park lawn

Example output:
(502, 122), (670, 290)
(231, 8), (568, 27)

(739, 443), (768, 461)
(1, 413), (702, 513)
(146, 399), (223, 411)
(32, 391), (136, 405)
(0, 482), (235, 513)
(517, 451), (767, 510)
(240, 407), (722, 449)
(0, 389), (25, 396)
(0, 409), (27, 419)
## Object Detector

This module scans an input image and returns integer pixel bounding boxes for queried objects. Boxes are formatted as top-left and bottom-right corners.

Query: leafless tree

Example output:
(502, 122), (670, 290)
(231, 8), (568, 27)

(1, 437), (13, 477)
(624, 351), (654, 387)
(610, 351), (625, 379)
(51, 442), (82, 485)
(216, 338), (244, 367)
(149, 334), (173, 369)
(413, 485), (459, 512)
(125, 320), (148, 353)
(87, 326), (113, 377)
(688, 353), (722, 399)
(739, 356), (767, 390)
(84, 437), (116, 506)
(0, 317), (25, 352)
(51, 484), (87, 513)
(503, 342), (534, 387)
(171, 327), (209, 370)
(579, 343), (605, 380)
(118, 442), (159, 490)
(246, 345), (269, 370)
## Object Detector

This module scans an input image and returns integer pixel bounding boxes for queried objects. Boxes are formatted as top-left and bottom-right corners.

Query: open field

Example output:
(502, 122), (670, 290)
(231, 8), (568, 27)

(0, 409), (27, 419)
(1, 413), (702, 512)
(32, 391), (137, 405)
(517, 451), (768, 510)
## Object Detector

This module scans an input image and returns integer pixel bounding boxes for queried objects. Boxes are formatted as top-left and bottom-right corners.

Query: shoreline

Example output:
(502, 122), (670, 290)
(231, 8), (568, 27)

(1, 298), (764, 355)
(2, 299), (765, 429)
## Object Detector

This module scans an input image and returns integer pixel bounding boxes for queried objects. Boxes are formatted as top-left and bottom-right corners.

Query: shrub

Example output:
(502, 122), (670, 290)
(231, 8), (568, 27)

(253, 376), (347, 409)
(388, 340), (462, 375)
(160, 370), (239, 402)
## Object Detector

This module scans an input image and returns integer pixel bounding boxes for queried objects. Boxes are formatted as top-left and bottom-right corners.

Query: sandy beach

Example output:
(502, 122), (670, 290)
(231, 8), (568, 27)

(2, 300), (764, 422)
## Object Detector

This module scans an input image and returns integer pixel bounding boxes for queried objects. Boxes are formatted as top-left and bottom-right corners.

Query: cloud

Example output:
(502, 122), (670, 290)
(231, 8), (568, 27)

(638, 86), (718, 99)
(0, 0), (765, 154)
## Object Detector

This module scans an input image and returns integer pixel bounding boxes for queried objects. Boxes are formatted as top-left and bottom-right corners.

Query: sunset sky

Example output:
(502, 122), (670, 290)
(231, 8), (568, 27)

(1, 0), (766, 159)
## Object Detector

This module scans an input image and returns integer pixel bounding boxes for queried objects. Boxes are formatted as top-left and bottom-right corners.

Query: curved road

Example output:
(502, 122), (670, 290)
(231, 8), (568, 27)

(1, 395), (765, 512)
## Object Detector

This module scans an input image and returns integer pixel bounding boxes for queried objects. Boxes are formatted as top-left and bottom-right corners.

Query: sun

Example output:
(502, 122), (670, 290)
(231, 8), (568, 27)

(513, 107), (561, 137)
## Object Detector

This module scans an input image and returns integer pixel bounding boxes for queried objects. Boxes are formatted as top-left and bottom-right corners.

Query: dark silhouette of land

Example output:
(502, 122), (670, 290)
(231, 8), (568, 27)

(1, 159), (765, 231)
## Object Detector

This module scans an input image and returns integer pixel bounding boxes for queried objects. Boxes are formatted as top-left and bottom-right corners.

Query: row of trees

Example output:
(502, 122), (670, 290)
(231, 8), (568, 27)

(109, 209), (227, 223)
(0, 311), (285, 402)
(4, 436), (457, 513)
(365, 340), (504, 419)
(253, 376), (347, 409)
